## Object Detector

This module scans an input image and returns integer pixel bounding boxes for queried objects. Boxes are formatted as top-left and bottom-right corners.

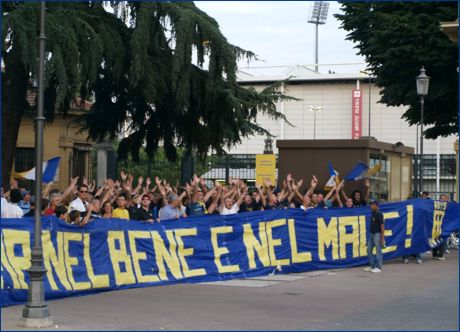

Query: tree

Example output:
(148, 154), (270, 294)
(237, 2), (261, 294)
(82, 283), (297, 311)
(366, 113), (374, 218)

(335, 2), (458, 139)
(84, 2), (289, 162)
(2, 2), (289, 189)
(2, 2), (128, 188)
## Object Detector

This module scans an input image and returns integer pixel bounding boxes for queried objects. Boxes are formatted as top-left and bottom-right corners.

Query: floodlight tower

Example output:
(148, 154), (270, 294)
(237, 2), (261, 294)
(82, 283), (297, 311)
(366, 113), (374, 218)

(307, 1), (329, 73)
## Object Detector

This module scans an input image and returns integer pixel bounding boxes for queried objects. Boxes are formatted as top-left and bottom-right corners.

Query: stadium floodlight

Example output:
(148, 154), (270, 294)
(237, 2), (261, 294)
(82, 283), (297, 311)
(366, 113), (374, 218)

(307, 1), (329, 72)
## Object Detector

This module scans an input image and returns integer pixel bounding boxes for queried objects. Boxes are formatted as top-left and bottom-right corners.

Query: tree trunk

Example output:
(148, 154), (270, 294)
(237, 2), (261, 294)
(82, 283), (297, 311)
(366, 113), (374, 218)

(1, 61), (29, 190)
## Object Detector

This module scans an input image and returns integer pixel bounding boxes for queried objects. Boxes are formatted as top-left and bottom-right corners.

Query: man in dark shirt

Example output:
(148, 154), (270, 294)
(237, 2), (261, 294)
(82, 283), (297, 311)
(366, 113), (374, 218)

(134, 194), (155, 222)
(364, 200), (385, 273)
(239, 194), (263, 213)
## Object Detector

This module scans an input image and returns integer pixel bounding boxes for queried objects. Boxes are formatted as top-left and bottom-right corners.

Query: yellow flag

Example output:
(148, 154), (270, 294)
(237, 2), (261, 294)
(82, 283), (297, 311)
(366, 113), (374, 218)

(366, 163), (381, 177)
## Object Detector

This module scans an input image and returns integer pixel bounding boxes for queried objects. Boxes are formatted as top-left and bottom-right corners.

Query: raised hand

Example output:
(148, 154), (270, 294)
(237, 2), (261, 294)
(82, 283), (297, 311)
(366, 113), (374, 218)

(311, 175), (318, 188)
(71, 176), (79, 186)
(200, 177), (206, 186)
(286, 173), (293, 182)
(120, 170), (127, 181)
(146, 177), (151, 187)
(138, 176), (144, 186)
(82, 176), (89, 186)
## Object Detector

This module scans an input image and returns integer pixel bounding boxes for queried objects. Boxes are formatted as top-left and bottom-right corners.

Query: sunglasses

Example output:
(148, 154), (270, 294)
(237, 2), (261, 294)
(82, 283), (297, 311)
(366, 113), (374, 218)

(80, 190), (88, 193)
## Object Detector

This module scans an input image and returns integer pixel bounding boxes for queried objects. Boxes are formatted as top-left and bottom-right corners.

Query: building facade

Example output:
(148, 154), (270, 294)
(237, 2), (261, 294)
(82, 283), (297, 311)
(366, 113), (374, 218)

(15, 98), (96, 192)
(221, 66), (457, 199)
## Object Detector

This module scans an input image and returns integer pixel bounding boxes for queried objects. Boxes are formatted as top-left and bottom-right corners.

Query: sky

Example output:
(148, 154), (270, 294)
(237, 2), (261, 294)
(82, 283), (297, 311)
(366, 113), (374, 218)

(195, 1), (367, 74)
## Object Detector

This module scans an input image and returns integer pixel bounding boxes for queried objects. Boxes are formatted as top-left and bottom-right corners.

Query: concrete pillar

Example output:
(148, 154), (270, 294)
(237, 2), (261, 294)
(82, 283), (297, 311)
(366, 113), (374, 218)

(95, 142), (113, 188)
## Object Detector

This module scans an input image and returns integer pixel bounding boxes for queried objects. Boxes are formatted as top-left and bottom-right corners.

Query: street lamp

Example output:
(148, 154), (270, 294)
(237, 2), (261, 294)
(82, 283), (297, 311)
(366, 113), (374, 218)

(307, 1), (329, 72)
(309, 105), (322, 139)
(21, 2), (53, 328)
(416, 67), (430, 195)
(360, 70), (372, 137)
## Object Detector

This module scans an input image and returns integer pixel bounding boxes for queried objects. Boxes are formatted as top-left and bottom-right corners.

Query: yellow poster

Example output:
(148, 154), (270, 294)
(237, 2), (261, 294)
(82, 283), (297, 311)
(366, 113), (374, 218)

(255, 154), (276, 186)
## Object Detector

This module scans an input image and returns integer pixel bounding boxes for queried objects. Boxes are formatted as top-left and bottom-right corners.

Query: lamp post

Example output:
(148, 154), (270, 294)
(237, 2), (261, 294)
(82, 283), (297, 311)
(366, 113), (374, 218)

(21, 2), (53, 328)
(416, 67), (430, 195)
(309, 105), (322, 139)
(360, 70), (372, 136)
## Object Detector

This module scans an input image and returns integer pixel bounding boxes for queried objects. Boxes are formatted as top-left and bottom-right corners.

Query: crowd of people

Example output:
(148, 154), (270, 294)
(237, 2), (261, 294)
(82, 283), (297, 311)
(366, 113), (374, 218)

(1, 171), (372, 224)
(0, 172), (454, 274)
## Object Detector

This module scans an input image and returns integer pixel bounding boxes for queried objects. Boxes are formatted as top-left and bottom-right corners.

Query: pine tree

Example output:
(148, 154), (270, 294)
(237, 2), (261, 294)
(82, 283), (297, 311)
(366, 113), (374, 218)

(2, 2), (290, 188)
(2, 2), (127, 188)
(85, 2), (289, 162)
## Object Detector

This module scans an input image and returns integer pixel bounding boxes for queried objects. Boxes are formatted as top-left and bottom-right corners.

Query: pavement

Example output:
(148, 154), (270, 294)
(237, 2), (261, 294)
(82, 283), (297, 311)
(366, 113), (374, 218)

(1, 250), (458, 331)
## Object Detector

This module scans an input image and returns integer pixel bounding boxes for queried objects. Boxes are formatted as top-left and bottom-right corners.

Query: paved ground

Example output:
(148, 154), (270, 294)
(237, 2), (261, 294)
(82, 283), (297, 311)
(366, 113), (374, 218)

(2, 250), (458, 331)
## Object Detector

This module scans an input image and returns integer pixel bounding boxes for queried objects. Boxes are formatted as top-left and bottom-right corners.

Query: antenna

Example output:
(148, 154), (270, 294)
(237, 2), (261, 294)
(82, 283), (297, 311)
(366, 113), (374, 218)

(307, 2), (330, 72)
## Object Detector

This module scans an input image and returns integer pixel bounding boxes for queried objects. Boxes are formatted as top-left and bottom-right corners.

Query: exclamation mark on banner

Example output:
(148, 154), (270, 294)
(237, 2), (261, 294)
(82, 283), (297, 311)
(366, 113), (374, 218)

(405, 205), (413, 248)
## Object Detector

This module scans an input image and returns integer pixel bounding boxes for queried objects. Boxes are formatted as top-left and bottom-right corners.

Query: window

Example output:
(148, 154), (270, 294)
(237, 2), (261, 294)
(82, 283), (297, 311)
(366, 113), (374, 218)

(14, 148), (35, 189)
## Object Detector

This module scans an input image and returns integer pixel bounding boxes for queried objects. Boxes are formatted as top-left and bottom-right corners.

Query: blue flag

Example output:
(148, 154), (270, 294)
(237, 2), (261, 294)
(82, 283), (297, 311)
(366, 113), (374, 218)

(324, 161), (339, 189)
(344, 161), (369, 181)
(14, 157), (61, 183)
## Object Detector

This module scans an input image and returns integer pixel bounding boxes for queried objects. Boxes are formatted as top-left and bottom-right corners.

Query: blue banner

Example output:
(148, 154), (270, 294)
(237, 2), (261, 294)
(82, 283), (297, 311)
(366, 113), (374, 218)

(1, 199), (458, 307)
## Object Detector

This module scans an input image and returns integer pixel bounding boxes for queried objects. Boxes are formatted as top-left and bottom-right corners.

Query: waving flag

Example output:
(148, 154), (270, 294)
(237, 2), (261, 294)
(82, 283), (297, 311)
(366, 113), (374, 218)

(344, 161), (369, 181)
(366, 163), (382, 177)
(324, 161), (339, 190)
(12, 157), (60, 183)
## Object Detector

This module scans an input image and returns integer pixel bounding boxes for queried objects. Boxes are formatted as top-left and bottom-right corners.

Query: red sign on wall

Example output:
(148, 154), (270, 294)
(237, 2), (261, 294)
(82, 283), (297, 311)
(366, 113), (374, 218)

(352, 89), (362, 139)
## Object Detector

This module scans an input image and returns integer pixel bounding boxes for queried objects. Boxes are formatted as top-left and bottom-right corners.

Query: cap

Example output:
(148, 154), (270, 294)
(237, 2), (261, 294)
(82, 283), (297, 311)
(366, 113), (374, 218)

(369, 199), (380, 206)
(22, 190), (31, 197)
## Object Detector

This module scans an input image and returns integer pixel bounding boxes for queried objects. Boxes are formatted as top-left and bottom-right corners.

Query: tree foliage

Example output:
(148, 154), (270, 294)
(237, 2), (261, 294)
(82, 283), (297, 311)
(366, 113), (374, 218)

(85, 2), (289, 162)
(335, 2), (458, 138)
(1, 1), (290, 187)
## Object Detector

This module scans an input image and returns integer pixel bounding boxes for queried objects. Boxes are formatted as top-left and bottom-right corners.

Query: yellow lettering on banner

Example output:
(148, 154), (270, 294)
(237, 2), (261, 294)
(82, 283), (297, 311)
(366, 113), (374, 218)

(211, 226), (240, 273)
(338, 216), (360, 259)
(107, 231), (136, 286)
(128, 231), (159, 283)
(358, 216), (367, 256)
(42, 231), (72, 291)
(151, 231), (183, 281)
(317, 218), (339, 261)
(243, 223), (270, 269)
(382, 212), (399, 253)
(174, 228), (206, 278)
(2, 230), (31, 289)
(432, 209), (445, 241)
(63, 232), (91, 290)
(83, 234), (109, 288)
(266, 219), (290, 266)
(382, 230), (397, 253)
(1, 232), (22, 289)
(287, 219), (312, 263)
(405, 205), (414, 248)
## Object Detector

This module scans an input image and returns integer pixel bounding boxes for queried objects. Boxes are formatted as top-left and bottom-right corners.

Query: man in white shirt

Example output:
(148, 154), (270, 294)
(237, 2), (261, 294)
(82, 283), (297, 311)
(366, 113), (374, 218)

(69, 184), (89, 213)
(1, 189), (24, 218)
(219, 196), (244, 216)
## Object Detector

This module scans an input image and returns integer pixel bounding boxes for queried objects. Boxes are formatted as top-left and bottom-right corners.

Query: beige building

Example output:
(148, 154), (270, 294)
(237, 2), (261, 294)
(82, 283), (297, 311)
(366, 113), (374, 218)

(227, 65), (457, 199)
(15, 98), (95, 192)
